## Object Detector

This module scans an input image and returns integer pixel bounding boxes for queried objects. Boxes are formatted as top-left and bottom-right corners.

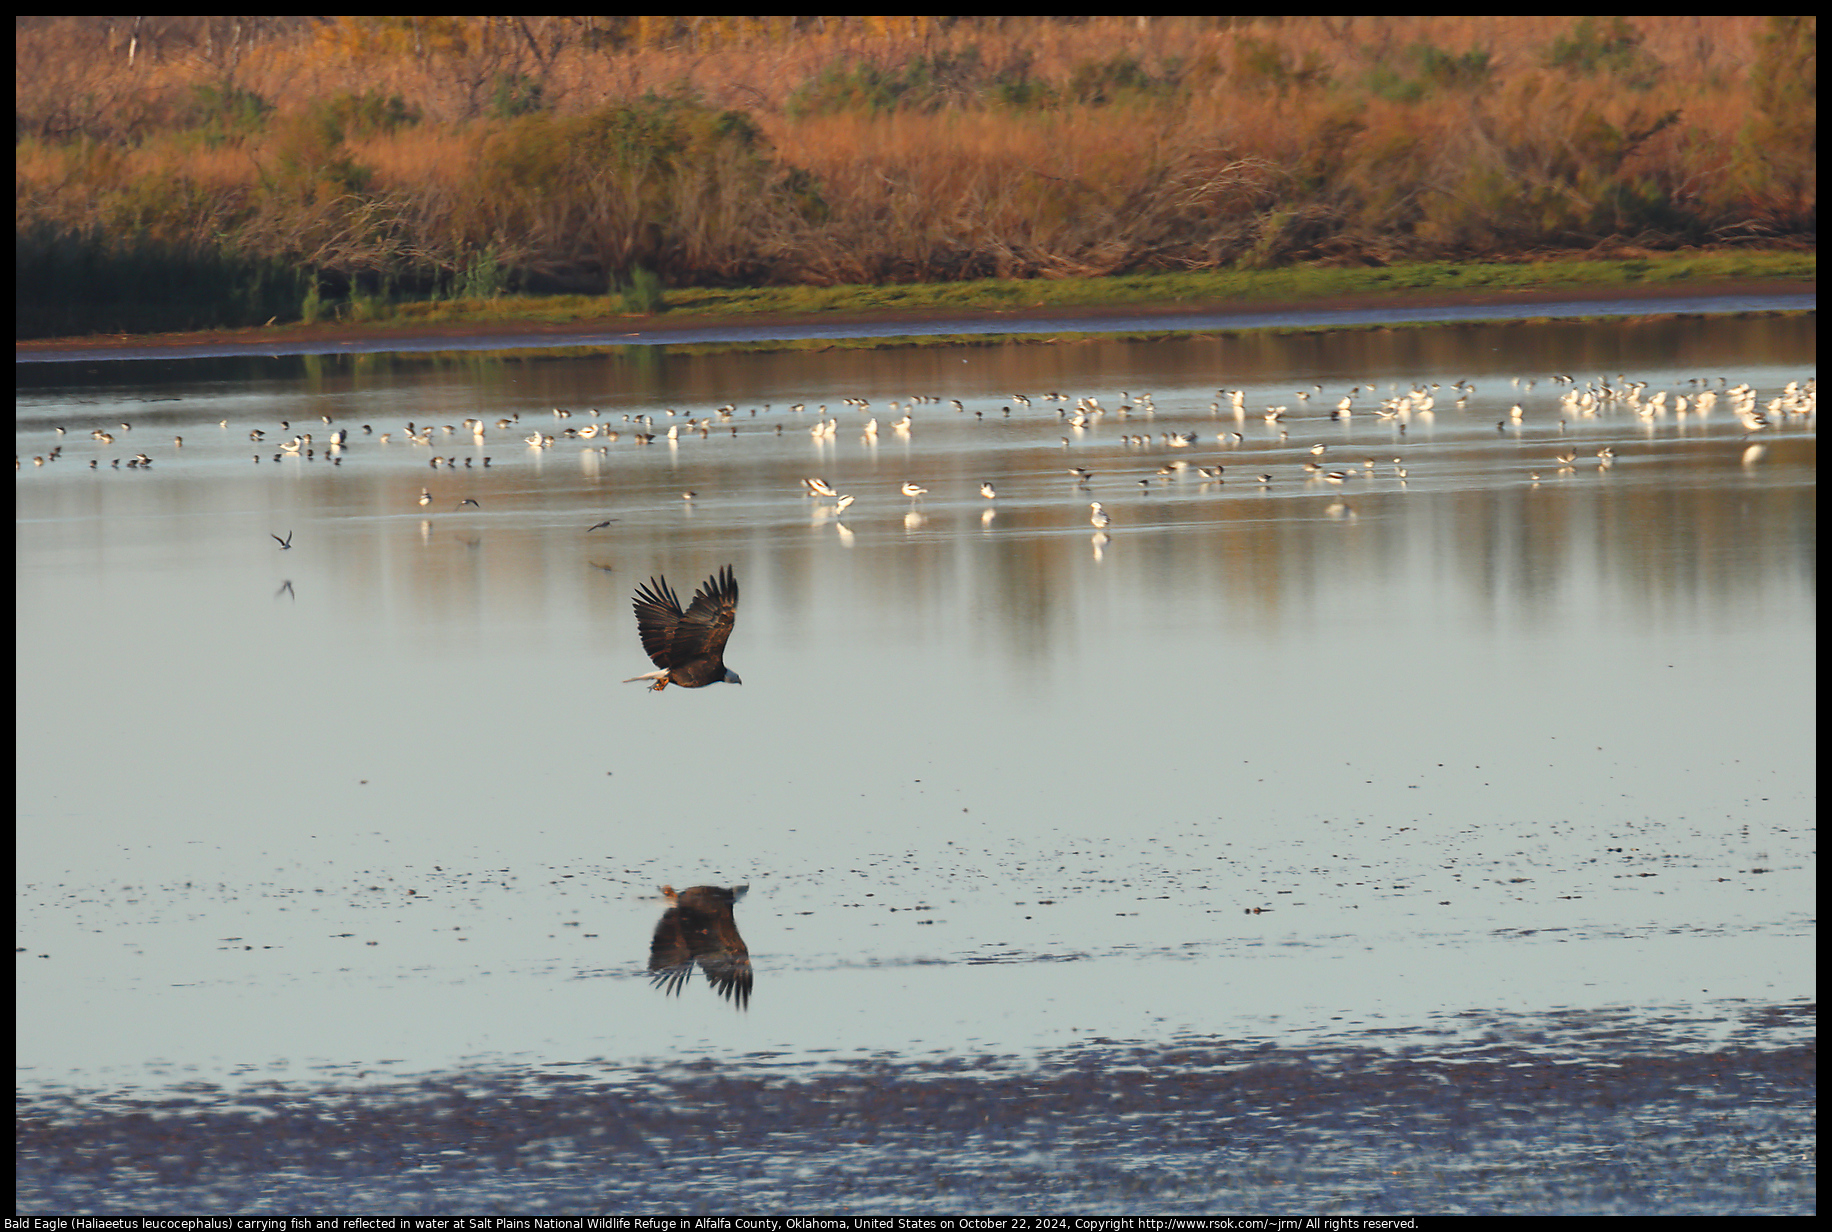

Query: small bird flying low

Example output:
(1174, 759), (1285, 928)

(624, 566), (742, 691)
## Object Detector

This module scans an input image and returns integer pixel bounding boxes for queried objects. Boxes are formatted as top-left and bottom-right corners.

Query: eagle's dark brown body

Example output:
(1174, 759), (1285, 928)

(624, 566), (742, 691)
(648, 884), (752, 1009)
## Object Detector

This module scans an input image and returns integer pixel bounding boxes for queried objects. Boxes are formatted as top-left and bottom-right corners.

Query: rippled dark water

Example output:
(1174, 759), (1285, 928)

(16, 1006), (1815, 1215)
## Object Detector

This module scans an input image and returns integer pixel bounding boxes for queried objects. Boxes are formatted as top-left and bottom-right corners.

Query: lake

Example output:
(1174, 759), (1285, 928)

(16, 305), (1815, 1213)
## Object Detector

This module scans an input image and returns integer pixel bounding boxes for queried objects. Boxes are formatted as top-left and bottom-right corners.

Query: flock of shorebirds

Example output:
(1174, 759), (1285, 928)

(19, 373), (1814, 540)
(750, 375), (1812, 532)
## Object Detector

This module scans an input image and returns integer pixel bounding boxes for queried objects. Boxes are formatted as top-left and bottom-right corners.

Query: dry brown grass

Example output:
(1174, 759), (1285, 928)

(347, 130), (478, 192)
(15, 14), (1813, 314)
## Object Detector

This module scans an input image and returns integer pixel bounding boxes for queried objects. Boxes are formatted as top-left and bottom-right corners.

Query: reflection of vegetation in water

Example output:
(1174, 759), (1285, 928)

(14, 17), (1817, 338)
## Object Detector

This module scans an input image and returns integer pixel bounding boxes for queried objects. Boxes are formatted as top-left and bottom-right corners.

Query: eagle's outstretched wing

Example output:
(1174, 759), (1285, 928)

(632, 566), (738, 670)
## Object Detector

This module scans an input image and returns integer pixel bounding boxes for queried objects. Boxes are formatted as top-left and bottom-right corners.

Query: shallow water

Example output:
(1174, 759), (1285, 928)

(15, 309), (1815, 1212)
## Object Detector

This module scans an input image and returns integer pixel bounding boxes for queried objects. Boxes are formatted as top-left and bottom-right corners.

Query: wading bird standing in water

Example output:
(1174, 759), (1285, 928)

(623, 566), (742, 691)
(648, 884), (752, 1009)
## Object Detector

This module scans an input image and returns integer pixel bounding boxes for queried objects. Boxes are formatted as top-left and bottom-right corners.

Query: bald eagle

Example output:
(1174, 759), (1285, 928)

(623, 566), (742, 691)
(648, 884), (752, 1009)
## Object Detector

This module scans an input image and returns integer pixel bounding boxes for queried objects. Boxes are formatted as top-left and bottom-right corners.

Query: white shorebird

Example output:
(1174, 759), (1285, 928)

(980, 482), (997, 499)
(1089, 502), (1111, 530)
(806, 477), (838, 497)
(418, 488), (432, 507)
(901, 482), (928, 502)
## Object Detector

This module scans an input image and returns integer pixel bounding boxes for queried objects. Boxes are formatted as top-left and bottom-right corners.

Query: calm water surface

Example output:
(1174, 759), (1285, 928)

(16, 311), (1814, 1213)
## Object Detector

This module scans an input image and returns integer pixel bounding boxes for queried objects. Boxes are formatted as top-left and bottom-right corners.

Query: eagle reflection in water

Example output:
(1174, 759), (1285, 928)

(648, 884), (752, 1009)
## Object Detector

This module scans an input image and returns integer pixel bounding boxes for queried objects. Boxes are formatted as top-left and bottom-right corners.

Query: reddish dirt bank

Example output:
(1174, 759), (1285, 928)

(15, 277), (1813, 362)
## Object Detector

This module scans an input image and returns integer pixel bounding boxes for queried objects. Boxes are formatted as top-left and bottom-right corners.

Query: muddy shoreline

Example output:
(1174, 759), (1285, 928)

(15, 277), (1814, 362)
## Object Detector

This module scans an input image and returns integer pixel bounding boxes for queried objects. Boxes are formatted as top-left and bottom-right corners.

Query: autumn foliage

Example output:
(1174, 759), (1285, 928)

(14, 16), (1816, 336)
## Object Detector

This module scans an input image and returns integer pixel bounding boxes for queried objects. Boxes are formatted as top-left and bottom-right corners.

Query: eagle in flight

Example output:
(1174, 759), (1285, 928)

(623, 565), (742, 691)
(648, 884), (752, 1009)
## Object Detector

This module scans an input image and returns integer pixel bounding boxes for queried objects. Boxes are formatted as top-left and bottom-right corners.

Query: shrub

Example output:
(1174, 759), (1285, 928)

(1069, 54), (1156, 105)
(616, 264), (666, 312)
(178, 83), (272, 145)
(264, 111), (373, 197)
(1231, 38), (1330, 94)
(451, 246), (511, 299)
(314, 90), (421, 138)
(488, 72), (546, 120)
(1367, 42), (1494, 102)
(1545, 18), (1659, 90)
(786, 51), (993, 117)
(470, 93), (809, 288)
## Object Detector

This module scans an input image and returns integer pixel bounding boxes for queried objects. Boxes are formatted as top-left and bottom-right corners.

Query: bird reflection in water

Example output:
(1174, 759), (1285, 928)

(648, 884), (752, 1009)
